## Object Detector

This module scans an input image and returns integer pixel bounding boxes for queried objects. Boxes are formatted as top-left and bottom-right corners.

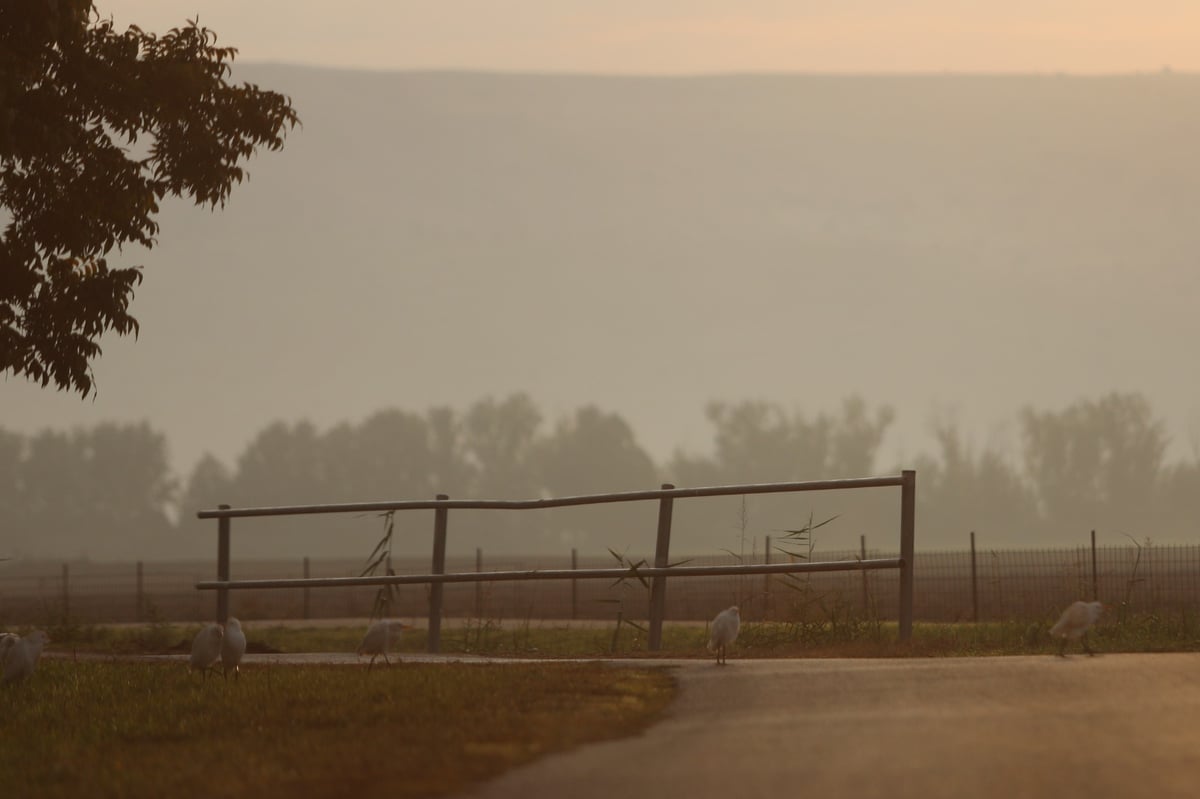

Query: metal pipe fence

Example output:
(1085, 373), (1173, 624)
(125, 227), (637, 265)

(192, 474), (917, 650)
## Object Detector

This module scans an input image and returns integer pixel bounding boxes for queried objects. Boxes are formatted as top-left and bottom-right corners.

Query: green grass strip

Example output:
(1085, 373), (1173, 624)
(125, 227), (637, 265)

(0, 661), (676, 799)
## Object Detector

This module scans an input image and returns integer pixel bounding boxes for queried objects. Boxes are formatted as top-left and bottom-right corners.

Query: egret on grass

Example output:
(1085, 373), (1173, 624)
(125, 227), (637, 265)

(0, 633), (16, 676)
(1050, 600), (1105, 657)
(358, 620), (411, 671)
(2, 630), (50, 684)
(221, 618), (247, 681)
(190, 623), (224, 679)
(708, 606), (741, 665)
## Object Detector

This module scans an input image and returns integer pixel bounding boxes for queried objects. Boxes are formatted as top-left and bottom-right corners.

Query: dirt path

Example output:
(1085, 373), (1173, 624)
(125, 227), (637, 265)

(465, 653), (1200, 799)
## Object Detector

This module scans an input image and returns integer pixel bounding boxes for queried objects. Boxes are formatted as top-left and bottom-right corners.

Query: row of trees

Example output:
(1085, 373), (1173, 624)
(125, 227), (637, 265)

(2, 392), (1196, 560)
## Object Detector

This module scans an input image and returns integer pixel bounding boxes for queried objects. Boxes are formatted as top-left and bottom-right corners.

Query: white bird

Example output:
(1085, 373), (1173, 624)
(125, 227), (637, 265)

(0, 633), (16, 678)
(2, 630), (50, 683)
(221, 618), (247, 681)
(190, 623), (224, 679)
(357, 619), (411, 671)
(1050, 600), (1105, 657)
(708, 606), (741, 665)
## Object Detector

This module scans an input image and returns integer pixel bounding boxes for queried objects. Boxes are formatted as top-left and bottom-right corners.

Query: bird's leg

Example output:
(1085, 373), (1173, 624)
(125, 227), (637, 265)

(1056, 636), (1067, 658)
(1083, 633), (1095, 656)
(368, 654), (376, 673)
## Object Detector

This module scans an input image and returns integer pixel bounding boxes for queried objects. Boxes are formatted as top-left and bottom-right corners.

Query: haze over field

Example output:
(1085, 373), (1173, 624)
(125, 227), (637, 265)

(4, 68), (1199, 486)
(6, 2), (1200, 562)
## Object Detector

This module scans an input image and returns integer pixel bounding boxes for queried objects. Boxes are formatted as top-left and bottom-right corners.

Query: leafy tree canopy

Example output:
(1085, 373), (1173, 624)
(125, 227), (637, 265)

(0, 1), (299, 395)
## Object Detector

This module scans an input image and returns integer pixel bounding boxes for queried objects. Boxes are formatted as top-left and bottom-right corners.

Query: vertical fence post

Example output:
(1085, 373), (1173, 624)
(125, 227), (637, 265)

(970, 531), (979, 623)
(302, 556), (311, 619)
(428, 494), (449, 654)
(1091, 529), (1098, 601)
(135, 560), (144, 622)
(648, 483), (675, 651)
(860, 534), (869, 615)
(61, 563), (69, 620)
(474, 547), (483, 619)
(899, 470), (916, 642)
(763, 535), (772, 621)
(571, 548), (579, 620)
(216, 505), (231, 624)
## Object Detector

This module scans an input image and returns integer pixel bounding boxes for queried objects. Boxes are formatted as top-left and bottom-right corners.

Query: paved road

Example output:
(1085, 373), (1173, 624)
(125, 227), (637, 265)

(465, 653), (1200, 799)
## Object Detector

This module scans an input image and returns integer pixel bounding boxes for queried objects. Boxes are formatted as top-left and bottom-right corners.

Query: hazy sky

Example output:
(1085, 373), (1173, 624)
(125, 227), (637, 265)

(97, 1), (1199, 74)
(8, 3), (1199, 489)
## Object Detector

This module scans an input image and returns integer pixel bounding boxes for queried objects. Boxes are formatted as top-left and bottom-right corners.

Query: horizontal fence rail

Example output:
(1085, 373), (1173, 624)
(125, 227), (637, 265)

(195, 476), (907, 519)
(197, 472), (916, 652)
(195, 557), (905, 590)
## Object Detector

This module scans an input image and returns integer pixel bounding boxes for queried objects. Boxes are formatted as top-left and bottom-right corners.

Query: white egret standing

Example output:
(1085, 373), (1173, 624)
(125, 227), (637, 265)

(0, 632), (16, 664)
(221, 618), (247, 681)
(2, 630), (50, 683)
(1050, 600), (1105, 657)
(0, 633), (16, 679)
(190, 623), (224, 679)
(708, 606), (741, 665)
(357, 620), (411, 671)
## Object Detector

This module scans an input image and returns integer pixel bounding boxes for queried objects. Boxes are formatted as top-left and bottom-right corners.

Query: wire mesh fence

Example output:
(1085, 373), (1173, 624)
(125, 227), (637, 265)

(3, 540), (1197, 627)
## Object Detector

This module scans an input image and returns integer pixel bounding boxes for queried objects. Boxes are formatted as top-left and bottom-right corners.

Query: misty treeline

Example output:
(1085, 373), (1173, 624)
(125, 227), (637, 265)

(2, 392), (1197, 562)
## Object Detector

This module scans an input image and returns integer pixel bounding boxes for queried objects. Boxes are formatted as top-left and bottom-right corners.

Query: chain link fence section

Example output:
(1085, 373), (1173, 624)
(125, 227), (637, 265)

(2, 539), (1198, 626)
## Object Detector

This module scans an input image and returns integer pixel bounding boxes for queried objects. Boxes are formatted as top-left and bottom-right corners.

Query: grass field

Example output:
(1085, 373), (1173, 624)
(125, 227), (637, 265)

(6, 611), (1200, 797)
(0, 659), (675, 799)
